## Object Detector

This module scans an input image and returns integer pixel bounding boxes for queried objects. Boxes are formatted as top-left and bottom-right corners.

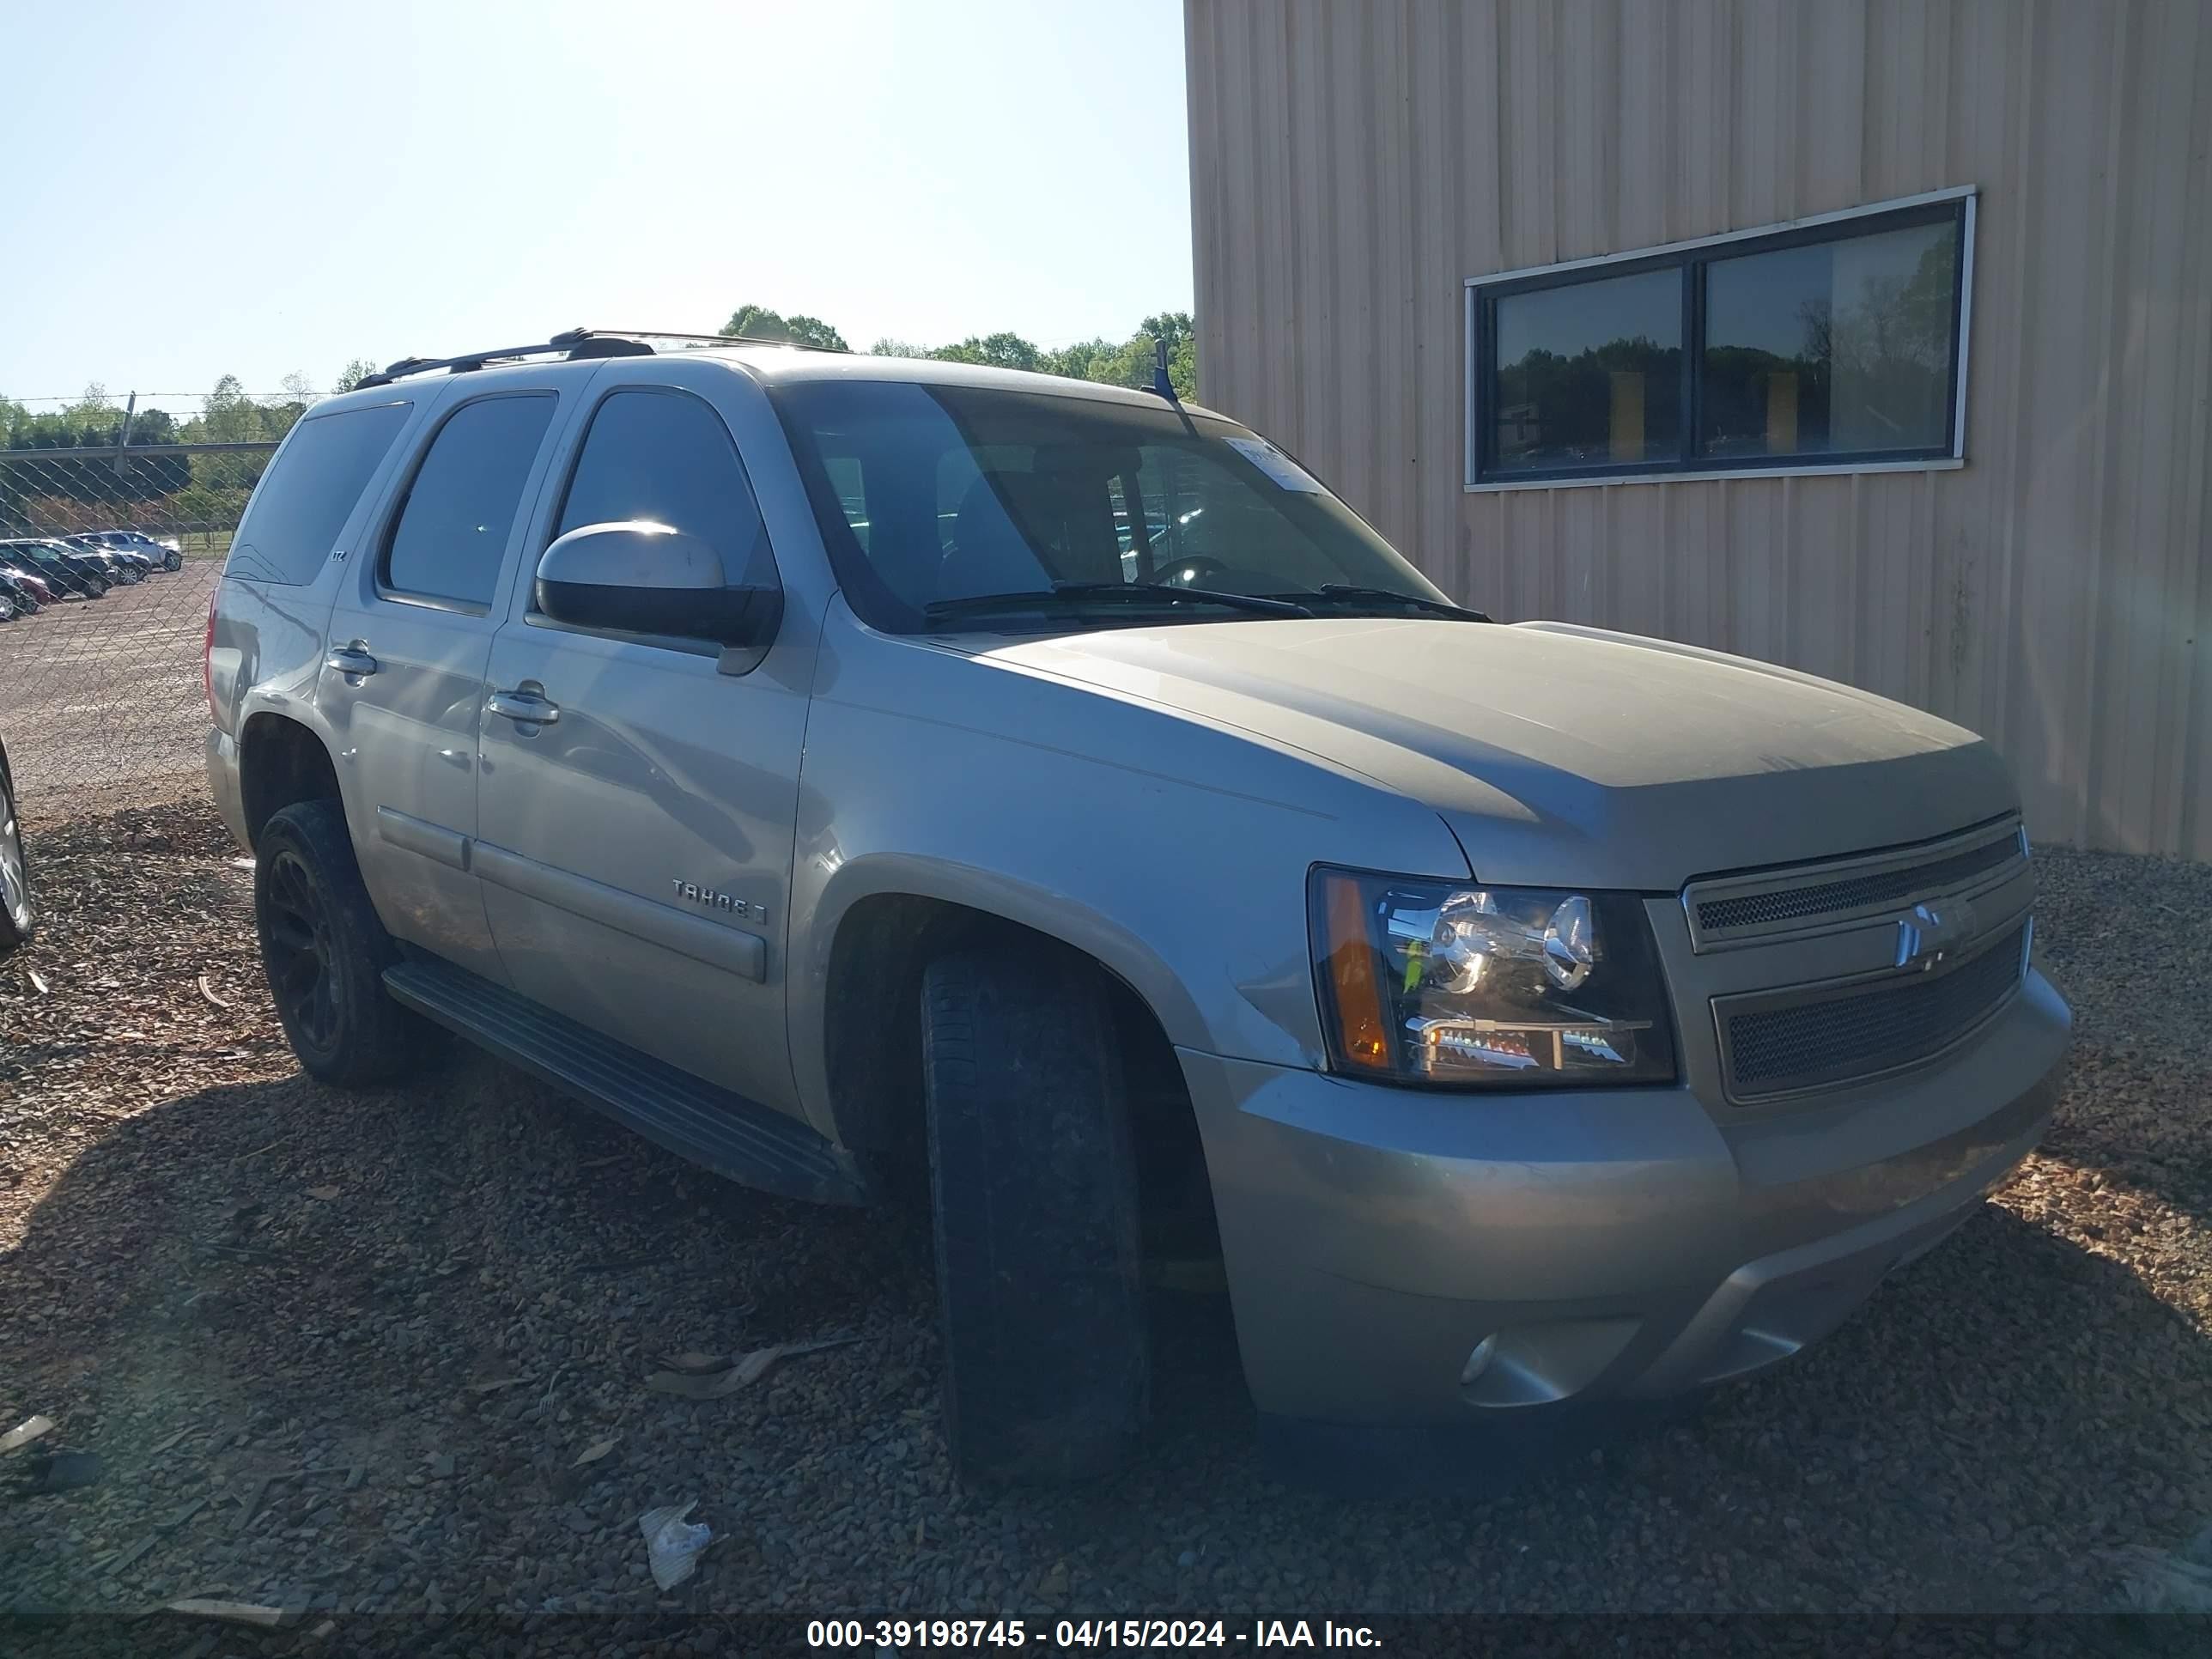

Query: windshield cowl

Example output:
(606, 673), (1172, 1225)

(923, 581), (1315, 629)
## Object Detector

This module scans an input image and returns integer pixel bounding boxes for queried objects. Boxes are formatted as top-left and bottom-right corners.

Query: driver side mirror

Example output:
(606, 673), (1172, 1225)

(535, 521), (782, 653)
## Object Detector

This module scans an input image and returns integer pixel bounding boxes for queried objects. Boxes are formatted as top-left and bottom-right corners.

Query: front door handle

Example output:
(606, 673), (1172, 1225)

(488, 688), (561, 726)
(325, 642), (379, 678)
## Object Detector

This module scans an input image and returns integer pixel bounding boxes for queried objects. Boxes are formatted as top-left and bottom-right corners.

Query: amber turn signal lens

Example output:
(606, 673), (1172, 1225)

(1321, 872), (1394, 1072)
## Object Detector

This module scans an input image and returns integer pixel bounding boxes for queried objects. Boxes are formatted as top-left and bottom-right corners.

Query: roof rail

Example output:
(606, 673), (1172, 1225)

(352, 327), (841, 390)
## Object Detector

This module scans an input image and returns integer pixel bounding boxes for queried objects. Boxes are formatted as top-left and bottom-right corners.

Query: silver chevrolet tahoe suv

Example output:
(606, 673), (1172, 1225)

(206, 329), (2070, 1485)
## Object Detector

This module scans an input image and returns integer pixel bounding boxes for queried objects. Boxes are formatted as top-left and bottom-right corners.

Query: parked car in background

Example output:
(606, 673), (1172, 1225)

(0, 564), (55, 607)
(105, 528), (185, 571)
(0, 539), (108, 599)
(68, 530), (179, 574)
(207, 332), (2070, 1486)
(45, 538), (129, 589)
(0, 732), (31, 956)
(0, 566), (50, 614)
(63, 538), (143, 584)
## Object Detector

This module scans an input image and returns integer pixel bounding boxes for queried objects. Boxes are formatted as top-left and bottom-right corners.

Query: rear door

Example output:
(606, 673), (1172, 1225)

(321, 376), (581, 981)
(474, 360), (810, 1116)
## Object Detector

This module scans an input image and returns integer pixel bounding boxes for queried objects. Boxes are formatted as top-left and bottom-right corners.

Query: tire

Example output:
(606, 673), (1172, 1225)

(0, 596), (14, 622)
(85, 576), (108, 598)
(164, 550), (183, 572)
(0, 759), (33, 954)
(920, 943), (1148, 1485)
(253, 799), (432, 1085)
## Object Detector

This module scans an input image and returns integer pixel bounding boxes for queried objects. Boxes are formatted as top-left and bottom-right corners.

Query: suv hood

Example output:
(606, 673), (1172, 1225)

(971, 617), (2016, 890)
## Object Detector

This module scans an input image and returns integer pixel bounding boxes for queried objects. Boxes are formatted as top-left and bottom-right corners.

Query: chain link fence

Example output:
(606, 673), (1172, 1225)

(0, 440), (276, 811)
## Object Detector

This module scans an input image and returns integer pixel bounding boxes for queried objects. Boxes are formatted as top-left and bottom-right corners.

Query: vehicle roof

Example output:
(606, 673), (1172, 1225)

(310, 344), (1234, 425)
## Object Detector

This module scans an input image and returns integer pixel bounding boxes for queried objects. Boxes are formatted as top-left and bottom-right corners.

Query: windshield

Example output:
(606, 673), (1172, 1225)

(769, 380), (1449, 632)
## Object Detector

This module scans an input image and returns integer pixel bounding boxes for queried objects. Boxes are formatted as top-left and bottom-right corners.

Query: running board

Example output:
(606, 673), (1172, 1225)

(383, 957), (866, 1206)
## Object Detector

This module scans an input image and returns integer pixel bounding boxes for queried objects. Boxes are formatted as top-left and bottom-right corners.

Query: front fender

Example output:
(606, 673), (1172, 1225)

(781, 604), (1471, 1142)
(805, 841), (1212, 1035)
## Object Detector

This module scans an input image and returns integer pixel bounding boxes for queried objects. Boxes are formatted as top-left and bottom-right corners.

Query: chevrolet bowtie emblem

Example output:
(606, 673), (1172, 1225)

(1895, 897), (1974, 972)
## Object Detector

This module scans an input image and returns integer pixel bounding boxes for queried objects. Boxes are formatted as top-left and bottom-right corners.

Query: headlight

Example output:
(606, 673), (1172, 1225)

(1309, 868), (1676, 1086)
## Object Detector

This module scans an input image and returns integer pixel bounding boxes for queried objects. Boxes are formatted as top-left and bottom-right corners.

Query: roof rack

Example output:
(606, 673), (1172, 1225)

(353, 327), (841, 390)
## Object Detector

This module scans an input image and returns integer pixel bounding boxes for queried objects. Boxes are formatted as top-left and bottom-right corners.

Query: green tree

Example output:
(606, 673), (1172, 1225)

(196, 374), (262, 443)
(720, 305), (849, 350)
(1138, 311), (1194, 358)
(724, 305), (1198, 396)
(333, 358), (377, 393)
(1041, 316), (1194, 398)
(1036, 337), (1115, 380)
(928, 331), (1042, 372)
(67, 383), (117, 422)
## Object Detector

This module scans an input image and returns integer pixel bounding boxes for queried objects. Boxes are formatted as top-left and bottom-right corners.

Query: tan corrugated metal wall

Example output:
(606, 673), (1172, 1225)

(1186, 0), (2212, 858)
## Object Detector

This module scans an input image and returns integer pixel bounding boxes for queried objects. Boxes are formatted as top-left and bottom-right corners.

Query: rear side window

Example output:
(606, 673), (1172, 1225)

(227, 402), (410, 585)
(383, 394), (556, 607)
(555, 390), (772, 584)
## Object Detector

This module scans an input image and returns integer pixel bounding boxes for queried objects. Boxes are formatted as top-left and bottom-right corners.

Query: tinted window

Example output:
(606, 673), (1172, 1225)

(556, 390), (770, 582)
(228, 402), (410, 584)
(821, 454), (869, 551)
(384, 394), (556, 605)
(1492, 268), (1682, 472)
(1472, 198), (1968, 482)
(1701, 219), (1958, 459)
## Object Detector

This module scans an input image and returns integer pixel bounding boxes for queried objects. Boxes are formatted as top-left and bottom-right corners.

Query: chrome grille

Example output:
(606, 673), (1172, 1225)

(1719, 921), (2028, 1101)
(1684, 819), (2027, 951)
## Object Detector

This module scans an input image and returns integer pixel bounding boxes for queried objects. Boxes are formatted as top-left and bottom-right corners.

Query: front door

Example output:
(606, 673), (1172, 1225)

(474, 371), (810, 1118)
(321, 383), (571, 982)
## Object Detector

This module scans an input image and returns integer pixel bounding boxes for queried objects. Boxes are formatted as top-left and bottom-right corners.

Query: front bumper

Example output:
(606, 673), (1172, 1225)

(1180, 967), (2069, 1423)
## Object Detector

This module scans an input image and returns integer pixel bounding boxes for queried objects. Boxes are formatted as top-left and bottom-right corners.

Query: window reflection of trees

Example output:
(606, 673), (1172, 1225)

(1497, 337), (1683, 469)
(1703, 234), (1955, 459)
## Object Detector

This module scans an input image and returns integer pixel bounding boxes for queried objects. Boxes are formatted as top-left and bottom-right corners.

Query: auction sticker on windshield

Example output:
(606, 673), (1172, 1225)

(1224, 435), (1322, 491)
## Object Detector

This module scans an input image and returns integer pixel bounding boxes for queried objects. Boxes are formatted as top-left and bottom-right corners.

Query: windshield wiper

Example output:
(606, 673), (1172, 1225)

(1273, 584), (1492, 622)
(925, 581), (1313, 624)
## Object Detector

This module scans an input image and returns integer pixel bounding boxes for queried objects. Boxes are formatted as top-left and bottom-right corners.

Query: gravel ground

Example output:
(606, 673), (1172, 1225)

(0, 562), (216, 806)
(1, 799), (2209, 1651)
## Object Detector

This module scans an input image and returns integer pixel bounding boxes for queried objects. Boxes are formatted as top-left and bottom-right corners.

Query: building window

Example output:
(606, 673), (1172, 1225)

(1468, 191), (1972, 487)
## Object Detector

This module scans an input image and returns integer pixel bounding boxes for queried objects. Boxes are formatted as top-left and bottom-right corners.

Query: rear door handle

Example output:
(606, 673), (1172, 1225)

(325, 642), (379, 678)
(488, 688), (561, 726)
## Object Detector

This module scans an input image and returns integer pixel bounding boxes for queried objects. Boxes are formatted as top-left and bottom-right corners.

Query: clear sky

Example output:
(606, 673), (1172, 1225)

(0, 0), (1193, 408)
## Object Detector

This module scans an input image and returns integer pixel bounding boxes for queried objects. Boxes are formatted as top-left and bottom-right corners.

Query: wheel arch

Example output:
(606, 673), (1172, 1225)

(804, 856), (1207, 1182)
(237, 713), (343, 850)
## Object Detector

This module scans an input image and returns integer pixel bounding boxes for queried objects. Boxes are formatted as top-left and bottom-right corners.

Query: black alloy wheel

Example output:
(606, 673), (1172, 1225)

(261, 844), (343, 1054)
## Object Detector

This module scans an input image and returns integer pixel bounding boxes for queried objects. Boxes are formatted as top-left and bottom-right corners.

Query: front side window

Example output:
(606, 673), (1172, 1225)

(770, 380), (1451, 633)
(1471, 194), (1970, 483)
(382, 394), (556, 606)
(554, 389), (772, 586)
